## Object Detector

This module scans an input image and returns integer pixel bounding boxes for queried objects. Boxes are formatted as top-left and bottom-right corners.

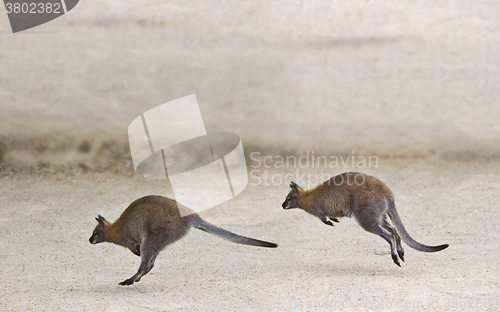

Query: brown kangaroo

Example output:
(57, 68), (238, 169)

(282, 172), (448, 266)
(89, 195), (277, 285)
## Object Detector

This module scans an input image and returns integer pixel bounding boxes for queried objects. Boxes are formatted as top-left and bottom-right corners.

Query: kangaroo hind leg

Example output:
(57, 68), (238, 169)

(360, 220), (401, 267)
(382, 215), (404, 262)
(119, 241), (159, 286)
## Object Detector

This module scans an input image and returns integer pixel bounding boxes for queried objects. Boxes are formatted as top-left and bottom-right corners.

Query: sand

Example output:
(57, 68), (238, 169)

(1, 158), (499, 311)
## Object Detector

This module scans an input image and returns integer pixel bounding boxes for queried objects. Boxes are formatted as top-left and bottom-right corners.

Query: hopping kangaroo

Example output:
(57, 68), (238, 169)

(90, 195), (277, 285)
(282, 172), (448, 266)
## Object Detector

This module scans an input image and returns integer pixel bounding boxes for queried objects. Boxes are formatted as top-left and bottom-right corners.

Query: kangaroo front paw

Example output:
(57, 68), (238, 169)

(324, 220), (334, 227)
(330, 218), (339, 223)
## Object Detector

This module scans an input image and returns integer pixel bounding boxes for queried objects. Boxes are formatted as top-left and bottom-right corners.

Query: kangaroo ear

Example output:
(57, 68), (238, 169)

(290, 181), (301, 194)
(96, 215), (108, 229)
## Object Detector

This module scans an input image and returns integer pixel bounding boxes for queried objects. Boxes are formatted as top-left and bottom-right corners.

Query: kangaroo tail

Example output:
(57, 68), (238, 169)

(386, 198), (448, 252)
(184, 214), (278, 248)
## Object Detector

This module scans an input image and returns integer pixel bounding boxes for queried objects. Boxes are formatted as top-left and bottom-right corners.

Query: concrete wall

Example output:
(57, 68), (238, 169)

(1, 0), (499, 167)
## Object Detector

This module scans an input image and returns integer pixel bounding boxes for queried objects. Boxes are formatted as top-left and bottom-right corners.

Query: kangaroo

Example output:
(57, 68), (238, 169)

(282, 172), (448, 266)
(89, 195), (277, 286)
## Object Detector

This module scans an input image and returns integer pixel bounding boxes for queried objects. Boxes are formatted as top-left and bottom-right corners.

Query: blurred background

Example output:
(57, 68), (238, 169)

(1, 0), (499, 173)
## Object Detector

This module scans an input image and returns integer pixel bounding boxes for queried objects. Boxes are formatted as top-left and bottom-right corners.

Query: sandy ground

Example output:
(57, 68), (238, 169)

(1, 158), (499, 311)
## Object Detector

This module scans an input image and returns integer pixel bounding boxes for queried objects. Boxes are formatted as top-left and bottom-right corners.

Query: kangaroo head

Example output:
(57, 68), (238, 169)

(89, 215), (110, 244)
(282, 181), (303, 209)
